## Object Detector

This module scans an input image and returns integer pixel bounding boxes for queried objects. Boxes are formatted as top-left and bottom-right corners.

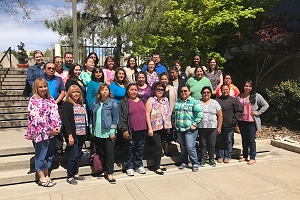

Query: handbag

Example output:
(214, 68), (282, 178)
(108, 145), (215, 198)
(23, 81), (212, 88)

(93, 145), (103, 172)
(79, 143), (93, 166)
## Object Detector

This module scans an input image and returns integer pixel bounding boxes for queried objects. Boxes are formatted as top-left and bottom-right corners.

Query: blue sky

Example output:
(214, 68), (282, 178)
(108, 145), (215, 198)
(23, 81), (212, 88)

(0, 0), (74, 52)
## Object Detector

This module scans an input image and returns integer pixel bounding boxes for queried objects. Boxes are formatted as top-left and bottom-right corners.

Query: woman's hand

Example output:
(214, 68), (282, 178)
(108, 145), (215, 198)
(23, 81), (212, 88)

(251, 110), (258, 116)
(123, 131), (129, 139)
(190, 125), (197, 131)
(110, 134), (116, 141)
(217, 127), (221, 134)
(148, 130), (153, 137)
(51, 127), (61, 135)
(68, 135), (74, 146)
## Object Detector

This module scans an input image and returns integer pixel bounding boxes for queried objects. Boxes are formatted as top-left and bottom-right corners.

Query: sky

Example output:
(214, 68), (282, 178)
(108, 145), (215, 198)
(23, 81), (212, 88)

(0, 0), (76, 52)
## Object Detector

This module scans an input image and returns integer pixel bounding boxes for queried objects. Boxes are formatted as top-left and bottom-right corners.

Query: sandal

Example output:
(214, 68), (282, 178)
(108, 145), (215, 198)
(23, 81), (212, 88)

(38, 180), (55, 187)
(46, 178), (56, 185)
(107, 178), (116, 184)
(66, 178), (78, 185)
(74, 175), (85, 180)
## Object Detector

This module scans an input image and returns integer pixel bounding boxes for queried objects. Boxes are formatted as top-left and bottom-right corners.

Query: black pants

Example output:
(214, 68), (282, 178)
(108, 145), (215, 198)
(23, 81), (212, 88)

(67, 135), (85, 178)
(56, 104), (64, 153)
(198, 128), (217, 159)
(94, 137), (115, 174)
(152, 129), (166, 170)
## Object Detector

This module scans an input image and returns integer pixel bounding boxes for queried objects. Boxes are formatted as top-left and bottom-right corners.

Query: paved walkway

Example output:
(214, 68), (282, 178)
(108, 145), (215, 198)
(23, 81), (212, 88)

(0, 142), (299, 200)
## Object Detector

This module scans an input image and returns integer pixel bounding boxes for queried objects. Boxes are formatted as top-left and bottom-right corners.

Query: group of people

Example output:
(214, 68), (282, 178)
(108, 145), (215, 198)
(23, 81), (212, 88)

(25, 51), (269, 187)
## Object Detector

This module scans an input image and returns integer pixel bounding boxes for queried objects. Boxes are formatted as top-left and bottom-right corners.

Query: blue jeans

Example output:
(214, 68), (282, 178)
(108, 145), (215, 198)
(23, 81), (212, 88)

(67, 135), (85, 178)
(33, 137), (56, 171)
(123, 130), (146, 169)
(217, 128), (234, 159)
(239, 121), (257, 160)
(177, 129), (199, 167)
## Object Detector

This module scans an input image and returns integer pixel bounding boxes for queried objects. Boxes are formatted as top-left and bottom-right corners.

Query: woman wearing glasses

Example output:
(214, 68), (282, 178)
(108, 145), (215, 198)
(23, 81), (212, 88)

(173, 85), (203, 172)
(198, 86), (223, 167)
(145, 82), (172, 175)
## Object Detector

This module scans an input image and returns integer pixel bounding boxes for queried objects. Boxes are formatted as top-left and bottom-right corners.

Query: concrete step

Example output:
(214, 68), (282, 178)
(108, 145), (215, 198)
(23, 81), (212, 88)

(0, 96), (29, 101)
(1, 85), (26, 90)
(0, 107), (27, 114)
(1, 81), (27, 86)
(0, 101), (28, 107)
(0, 90), (24, 96)
(5, 74), (27, 78)
(2, 77), (26, 82)
(0, 120), (27, 128)
(7, 70), (27, 75)
(0, 113), (27, 121)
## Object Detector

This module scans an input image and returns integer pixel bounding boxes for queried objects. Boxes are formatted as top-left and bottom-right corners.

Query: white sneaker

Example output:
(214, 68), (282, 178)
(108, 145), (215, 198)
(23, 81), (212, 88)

(136, 166), (146, 174)
(126, 169), (134, 176)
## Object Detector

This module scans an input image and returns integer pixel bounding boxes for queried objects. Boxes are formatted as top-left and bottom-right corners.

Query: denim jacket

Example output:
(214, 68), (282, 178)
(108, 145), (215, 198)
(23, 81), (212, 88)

(90, 98), (119, 132)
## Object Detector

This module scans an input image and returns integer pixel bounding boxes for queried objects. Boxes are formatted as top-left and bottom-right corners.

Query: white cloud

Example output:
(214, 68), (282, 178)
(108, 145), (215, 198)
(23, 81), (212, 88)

(0, 0), (72, 52)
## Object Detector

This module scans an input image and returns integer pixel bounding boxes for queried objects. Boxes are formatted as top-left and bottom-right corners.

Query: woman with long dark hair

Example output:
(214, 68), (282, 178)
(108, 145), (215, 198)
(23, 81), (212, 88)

(87, 52), (99, 67)
(205, 58), (223, 96)
(136, 71), (152, 104)
(237, 80), (269, 165)
(169, 66), (186, 97)
(124, 56), (140, 83)
(79, 57), (94, 86)
(103, 56), (116, 85)
(65, 64), (86, 103)
(185, 54), (206, 78)
(86, 66), (104, 110)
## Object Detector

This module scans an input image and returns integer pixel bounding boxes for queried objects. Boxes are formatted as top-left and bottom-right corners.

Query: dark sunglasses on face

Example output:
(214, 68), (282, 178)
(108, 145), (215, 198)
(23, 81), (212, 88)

(155, 88), (164, 92)
(47, 68), (55, 71)
(95, 71), (102, 74)
(181, 90), (188, 93)
(202, 91), (210, 94)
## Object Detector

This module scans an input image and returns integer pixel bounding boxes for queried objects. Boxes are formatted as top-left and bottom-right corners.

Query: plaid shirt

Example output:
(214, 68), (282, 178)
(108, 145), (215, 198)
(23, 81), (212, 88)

(173, 96), (203, 132)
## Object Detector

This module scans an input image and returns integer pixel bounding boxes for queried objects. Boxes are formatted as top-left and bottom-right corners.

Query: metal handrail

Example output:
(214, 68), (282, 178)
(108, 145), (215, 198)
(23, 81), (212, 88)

(0, 47), (12, 69)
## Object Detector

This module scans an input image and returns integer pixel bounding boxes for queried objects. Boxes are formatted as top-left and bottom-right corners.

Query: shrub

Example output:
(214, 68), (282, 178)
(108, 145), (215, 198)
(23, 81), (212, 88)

(265, 79), (300, 128)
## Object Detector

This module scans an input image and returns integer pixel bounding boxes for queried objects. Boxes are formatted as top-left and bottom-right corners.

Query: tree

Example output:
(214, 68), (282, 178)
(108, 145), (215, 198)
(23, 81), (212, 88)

(0, 0), (32, 20)
(44, 48), (53, 58)
(131, 0), (279, 67)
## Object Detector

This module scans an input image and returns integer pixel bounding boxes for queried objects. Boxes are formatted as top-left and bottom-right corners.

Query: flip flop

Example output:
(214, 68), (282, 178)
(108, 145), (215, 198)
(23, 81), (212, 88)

(38, 180), (55, 187)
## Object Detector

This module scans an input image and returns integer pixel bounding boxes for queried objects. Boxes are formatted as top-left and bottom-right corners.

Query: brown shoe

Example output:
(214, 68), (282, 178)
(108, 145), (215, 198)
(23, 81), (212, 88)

(247, 159), (256, 165)
(239, 157), (246, 162)
(223, 159), (229, 163)
(217, 158), (223, 163)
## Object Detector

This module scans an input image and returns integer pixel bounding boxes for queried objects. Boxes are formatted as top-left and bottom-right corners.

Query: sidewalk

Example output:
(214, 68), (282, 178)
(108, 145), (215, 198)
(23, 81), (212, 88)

(0, 136), (299, 199)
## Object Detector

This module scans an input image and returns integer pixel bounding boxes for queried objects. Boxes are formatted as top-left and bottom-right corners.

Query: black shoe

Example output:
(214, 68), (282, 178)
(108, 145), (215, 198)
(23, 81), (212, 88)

(108, 178), (116, 184)
(164, 152), (172, 157)
(155, 170), (164, 175)
(200, 158), (206, 167)
(66, 178), (78, 185)
(209, 159), (216, 167)
(160, 167), (167, 171)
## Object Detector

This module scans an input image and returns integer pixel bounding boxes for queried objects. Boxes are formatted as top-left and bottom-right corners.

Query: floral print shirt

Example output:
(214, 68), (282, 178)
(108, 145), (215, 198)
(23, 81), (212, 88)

(79, 71), (92, 86)
(149, 96), (172, 131)
(26, 96), (61, 143)
(146, 71), (159, 86)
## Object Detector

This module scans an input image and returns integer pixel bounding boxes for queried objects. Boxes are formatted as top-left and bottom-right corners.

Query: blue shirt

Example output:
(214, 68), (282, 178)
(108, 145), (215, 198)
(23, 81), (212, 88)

(86, 80), (101, 110)
(27, 63), (45, 87)
(109, 82), (126, 104)
(141, 63), (167, 74)
(43, 75), (65, 100)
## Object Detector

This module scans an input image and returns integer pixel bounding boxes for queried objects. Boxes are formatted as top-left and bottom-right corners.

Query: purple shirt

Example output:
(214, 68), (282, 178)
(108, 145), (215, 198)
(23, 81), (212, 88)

(128, 99), (147, 131)
(137, 84), (152, 104)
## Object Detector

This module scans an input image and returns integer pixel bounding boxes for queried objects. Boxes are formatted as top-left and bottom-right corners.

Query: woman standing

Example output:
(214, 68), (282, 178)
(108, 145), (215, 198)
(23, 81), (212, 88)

(169, 66), (186, 97)
(79, 57), (94, 86)
(91, 84), (119, 183)
(27, 50), (46, 88)
(103, 56), (116, 85)
(186, 66), (212, 100)
(172, 60), (187, 81)
(198, 86), (223, 167)
(205, 58), (223, 96)
(145, 60), (159, 86)
(159, 73), (177, 156)
(123, 56), (140, 83)
(26, 78), (61, 187)
(109, 68), (128, 104)
(145, 82), (172, 175)
(62, 85), (87, 185)
(86, 66), (104, 111)
(65, 64), (86, 103)
(136, 71), (152, 104)
(216, 84), (242, 163)
(119, 84), (147, 176)
(174, 85), (203, 172)
(185, 54), (206, 78)
(87, 52), (99, 67)
(215, 73), (240, 98)
(237, 80), (269, 165)
(54, 56), (69, 85)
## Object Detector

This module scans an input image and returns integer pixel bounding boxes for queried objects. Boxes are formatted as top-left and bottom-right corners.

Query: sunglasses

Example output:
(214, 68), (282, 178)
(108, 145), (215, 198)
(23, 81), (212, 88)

(181, 90), (188, 93)
(202, 91), (210, 94)
(95, 71), (102, 74)
(155, 88), (164, 92)
(47, 68), (55, 71)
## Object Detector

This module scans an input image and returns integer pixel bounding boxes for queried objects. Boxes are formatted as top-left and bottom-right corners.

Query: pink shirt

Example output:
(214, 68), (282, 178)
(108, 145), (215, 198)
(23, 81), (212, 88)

(239, 98), (254, 122)
(103, 69), (115, 84)
(149, 97), (172, 131)
(55, 71), (69, 85)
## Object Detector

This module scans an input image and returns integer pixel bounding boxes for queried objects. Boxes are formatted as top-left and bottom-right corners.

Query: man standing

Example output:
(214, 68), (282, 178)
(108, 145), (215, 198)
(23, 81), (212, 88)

(62, 52), (74, 71)
(141, 53), (167, 74)
(43, 62), (66, 155)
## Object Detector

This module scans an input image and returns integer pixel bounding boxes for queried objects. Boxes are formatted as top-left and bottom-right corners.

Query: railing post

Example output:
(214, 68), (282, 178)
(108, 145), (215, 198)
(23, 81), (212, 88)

(9, 47), (11, 69)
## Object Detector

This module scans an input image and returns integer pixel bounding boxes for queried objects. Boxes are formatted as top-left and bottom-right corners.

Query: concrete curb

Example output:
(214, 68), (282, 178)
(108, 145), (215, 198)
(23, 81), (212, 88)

(271, 139), (300, 154)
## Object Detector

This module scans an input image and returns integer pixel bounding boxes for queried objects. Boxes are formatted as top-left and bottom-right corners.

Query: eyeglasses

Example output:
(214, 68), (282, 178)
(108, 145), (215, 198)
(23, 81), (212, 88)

(55, 61), (62, 64)
(202, 91), (210, 94)
(180, 90), (188, 93)
(155, 88), (164, 92)
(47, 68), (55, 71)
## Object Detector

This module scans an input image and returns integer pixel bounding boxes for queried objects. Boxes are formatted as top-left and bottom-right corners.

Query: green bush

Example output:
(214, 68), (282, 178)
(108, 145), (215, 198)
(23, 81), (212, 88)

(265, 79), (300, 128)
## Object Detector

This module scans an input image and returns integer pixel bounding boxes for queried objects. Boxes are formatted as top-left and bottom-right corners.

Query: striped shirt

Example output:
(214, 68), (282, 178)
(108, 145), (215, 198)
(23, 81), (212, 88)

(73, 105), (86, 135)
(173, 96), (203, 132)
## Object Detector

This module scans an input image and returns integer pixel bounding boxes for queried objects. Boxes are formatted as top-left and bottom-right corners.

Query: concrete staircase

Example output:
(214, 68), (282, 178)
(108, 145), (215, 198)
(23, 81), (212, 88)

(0, 128), (272, 186)
(0, 68), (29, 128)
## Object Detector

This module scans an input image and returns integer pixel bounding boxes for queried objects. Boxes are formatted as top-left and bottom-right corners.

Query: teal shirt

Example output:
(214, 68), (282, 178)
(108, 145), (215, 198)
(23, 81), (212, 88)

(94, 102), (116, 138)
(186, 77), (212, 100)
(79, 71), (92, 86)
